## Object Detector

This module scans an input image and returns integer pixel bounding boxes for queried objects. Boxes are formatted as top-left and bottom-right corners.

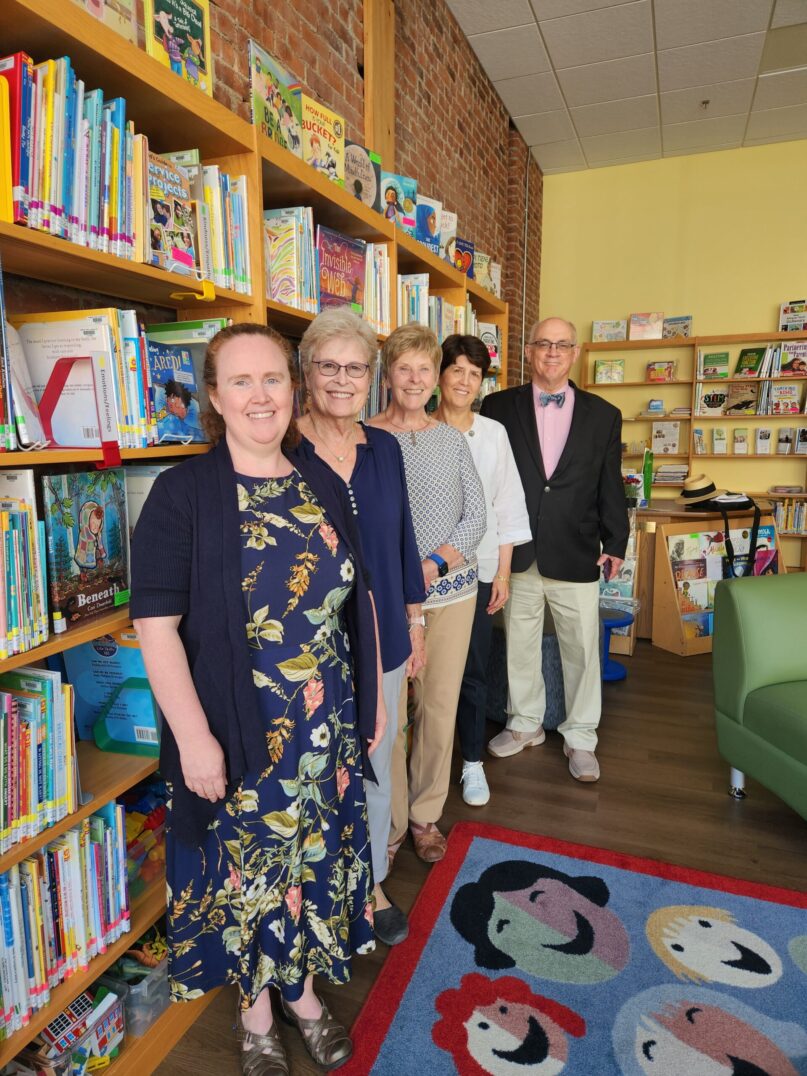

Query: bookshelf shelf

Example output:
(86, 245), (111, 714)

(0, 1), (254, 158)
(585, 379), (693, 388)
(107, 988), (221, 1076)
(0, 608), (133, 673)
(694, 453), (803, 459)
(691, 414), (805, 422)
(0, 445), (209, 467)
(465, 276), (507, 315)
(395, 230), (466, 291)
(697, 375), (807, 384)
(265, 298), (317, 336)
(0, 743), (157, 875)
(0, 876), (165, 1070)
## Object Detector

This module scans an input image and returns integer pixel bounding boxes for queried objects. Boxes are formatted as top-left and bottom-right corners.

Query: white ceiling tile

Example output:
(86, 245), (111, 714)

(771, 0), (807, 27)
(530, 0), (629, 19)
(540, 163), (588, 173)
(589, 150), (661, 167)
(658, 33), (766, 92)
(445, 0), (536, 37)
(754, 68), (807, 109)
(556, 52), (656, 106)
(744, 130), (807, 144)
(530, 139), (586, 169)
(571, 93), (658, 135)
(759, 23), (807, 71)
(662, 142), (747, 158)
(662, 114), (747, 152)
(494, 71), (565, 116)
(654, 0), (773, 50)
(468, 23), (550, 80)
(580, 125), (661, 162)
(745, 101), (807, 137)
(515, 110), (576, 142)
(540, 1), (653, 69)
(660, 79), (756, 124)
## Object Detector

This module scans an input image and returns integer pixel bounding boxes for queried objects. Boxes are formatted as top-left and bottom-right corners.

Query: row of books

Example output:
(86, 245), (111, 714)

(694, 380), (807, 417)
(693, 426), (807, 456)
(395, 274), (502, 359)
(653, 462), (689, 486)
(769, 498), (807, 534)
(592, 314), (692, 342)
(0, 802), (129, 1039)
(594, 358), (682, 383)
(246, 39), (502, 293)
(0, 663), (78, 854)
(698, 342), (807, 379)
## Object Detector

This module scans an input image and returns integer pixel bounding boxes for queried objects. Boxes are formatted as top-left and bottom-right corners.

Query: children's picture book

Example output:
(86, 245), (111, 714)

(380, 171), (416, 233)
(671, 557), (707, 584)
(592, 320), (627, 342)
(594, 358), (624, 384)
(628, 312), (663, 340)
(651, 420), (680, 455)
(415, 196), (442, 255)
(778, 298), (807, 332)
(125, 464), (175, 538)
(796, 427), (807, 455)
(477, 323), (501, 369)
(779, 340), (807, 375)
(662, 315), (692, 338)
(453, 236), (475, 277)
(733, 346), (766, 377)
(247, 41), (302, 156)
(81, 0), (137, 42)
(148, 150), (197, 277)
(724, 381), (759, 415)
(315, 225), (366, 313)
(301, 95), (345, 185)
(144, 0), (213, 96)
(439, 209), (457, 265)
(682, 611), (713, 639)
(145, 340), (205, 442)
(62, 631), (159, 751)
(755, 427), (772, 454)
(646, 360), (677, 382)
(41, 469), (129, 629)
(4, 323), (46, 447)
(473, 251), (495, 291)
(344, 141), (381, 212)
(693, 427), (706, 454)
(489, 261), (502, 298)
(677, 578), (710, 614)
(712, 426), (727, 454)
(777, 427), (795, 454)
(733, 427), (748, 454)
(696, 384), (728, 416)
(769, 383), (801, 414)
(700, 351), (729, 378)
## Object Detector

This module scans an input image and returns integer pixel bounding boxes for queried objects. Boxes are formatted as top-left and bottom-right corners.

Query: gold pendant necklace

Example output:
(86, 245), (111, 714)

(385, 411), (433, 445)
(310, 419), (356, 463)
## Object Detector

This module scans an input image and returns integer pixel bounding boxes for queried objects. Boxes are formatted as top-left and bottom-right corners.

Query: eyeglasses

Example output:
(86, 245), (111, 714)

(527, 339), (576, 353)
(311, 359), (370, 378)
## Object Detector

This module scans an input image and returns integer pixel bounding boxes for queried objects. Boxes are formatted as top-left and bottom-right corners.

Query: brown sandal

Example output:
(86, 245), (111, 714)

(280, 994), (353, 1070)
(409, 821), (446, 863)
(235, 1006), (289, 1076)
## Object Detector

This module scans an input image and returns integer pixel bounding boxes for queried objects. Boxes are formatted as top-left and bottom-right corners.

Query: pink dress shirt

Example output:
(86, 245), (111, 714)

(533, 381), (574, 479)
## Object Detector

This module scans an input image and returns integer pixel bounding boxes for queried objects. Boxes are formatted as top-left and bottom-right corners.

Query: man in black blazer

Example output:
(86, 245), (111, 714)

(481, 317), (628, 781)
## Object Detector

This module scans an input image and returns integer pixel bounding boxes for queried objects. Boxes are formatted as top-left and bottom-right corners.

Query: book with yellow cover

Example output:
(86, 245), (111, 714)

(144, 0), (213, 97)
(0, 77), (13, 222)
(301, 94), (345, 186)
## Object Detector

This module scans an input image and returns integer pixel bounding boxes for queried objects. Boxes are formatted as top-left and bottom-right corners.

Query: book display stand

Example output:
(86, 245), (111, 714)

(0, 2), (509, 1069)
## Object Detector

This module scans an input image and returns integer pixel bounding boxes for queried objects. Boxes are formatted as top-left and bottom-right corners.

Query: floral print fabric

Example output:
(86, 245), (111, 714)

(165, 472), (375, 1005)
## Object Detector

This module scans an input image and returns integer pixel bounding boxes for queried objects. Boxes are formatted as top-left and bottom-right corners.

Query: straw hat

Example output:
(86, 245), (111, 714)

(675, 474), (726, 506)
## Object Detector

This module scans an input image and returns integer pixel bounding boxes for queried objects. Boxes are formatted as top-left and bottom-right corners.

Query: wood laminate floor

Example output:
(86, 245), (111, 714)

(154, 641), (807, 1075)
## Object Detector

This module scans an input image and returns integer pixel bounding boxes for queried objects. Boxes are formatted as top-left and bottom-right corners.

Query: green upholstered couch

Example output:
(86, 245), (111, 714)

(713, 572), (807, 822)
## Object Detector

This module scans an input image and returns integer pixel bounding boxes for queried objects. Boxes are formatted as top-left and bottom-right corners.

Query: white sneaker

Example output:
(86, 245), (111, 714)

(461, 761), (490, 806)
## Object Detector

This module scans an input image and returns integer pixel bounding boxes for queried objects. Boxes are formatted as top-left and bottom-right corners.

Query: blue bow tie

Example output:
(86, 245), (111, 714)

(539, 391), (566, 408)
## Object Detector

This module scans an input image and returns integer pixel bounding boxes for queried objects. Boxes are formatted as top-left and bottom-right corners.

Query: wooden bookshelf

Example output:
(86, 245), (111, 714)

(0, 607), (134, 673)
(0, 877), (165, 1070)
(0, 445), (209, 468)
(108, 989), (221, 1076)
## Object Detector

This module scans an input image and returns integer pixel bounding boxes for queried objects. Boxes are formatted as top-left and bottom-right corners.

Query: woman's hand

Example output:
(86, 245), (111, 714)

(421, 557), (438, 589)
(367, 699), (387, 756)
(406, 624), (426, 677)
(487, 576), (510, 614)
(179, 732), (227, 802)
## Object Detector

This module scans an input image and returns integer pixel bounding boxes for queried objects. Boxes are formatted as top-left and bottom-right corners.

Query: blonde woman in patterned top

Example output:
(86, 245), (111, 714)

(368, 323), (486, 865)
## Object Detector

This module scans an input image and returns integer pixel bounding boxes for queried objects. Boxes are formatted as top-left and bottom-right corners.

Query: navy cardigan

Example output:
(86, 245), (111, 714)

(130, 438), (378, 846)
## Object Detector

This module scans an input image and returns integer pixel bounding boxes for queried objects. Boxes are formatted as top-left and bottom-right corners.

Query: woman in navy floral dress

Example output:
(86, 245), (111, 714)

(132, 324), (384, 1075)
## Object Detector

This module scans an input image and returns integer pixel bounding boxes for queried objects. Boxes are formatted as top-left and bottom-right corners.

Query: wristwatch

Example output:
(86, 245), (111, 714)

(426, 552), (449, 577)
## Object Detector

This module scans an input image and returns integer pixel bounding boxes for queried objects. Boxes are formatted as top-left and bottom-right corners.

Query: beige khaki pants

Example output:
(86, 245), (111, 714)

(389, 595), (476, 844)
(503, 561), (601, 751)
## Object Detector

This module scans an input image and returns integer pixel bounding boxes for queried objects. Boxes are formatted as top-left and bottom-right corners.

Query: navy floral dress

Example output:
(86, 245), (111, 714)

(165, 471), (376, 1006)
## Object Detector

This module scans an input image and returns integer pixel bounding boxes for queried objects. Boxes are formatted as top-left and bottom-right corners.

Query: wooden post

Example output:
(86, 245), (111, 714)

(364, 0), (395, 166)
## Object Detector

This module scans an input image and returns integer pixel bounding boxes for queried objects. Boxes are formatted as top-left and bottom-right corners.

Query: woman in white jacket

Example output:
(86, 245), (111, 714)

(435, 334), (532, 807)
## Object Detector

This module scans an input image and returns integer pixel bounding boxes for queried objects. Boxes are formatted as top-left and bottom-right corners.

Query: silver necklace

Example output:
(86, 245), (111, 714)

(310, 419), (356, 463)
(385, 411), (434, 445)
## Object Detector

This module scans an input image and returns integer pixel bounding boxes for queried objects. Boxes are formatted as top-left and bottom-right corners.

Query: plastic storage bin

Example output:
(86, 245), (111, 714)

(9, 990), (125, 1075)
(99, 958), (169, 1038)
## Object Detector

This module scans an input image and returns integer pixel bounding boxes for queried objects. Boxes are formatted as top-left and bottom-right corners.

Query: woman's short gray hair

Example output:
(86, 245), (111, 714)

(298, 308), (378, 376)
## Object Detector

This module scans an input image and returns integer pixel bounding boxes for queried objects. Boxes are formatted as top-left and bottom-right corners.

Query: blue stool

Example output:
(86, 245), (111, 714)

(600, 610), (635, 682)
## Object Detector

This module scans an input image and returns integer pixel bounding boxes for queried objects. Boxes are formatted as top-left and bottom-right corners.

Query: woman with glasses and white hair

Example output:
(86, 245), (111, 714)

(291, 307), (426, 948)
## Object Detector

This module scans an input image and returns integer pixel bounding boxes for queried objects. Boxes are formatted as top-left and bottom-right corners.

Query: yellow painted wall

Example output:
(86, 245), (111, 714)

(540, 141), (807, 565)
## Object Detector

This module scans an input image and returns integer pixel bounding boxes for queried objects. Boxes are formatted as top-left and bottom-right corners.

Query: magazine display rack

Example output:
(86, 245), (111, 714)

(0, 1), (509, 1068)
(651, 514), (785, 657)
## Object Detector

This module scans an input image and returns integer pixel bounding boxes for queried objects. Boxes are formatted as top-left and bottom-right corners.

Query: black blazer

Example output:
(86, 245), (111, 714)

(480, 381), (629, 582)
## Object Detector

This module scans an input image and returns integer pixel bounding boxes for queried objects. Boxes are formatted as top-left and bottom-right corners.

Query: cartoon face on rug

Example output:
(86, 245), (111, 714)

(646, 906), (783, 987)
(450, 861), (630, 984)
(433, 973), (585, 1076)
(612, 984), (807, 1076)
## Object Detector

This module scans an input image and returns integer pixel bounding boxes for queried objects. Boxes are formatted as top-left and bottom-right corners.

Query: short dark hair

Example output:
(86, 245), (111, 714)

(163, 378), (192, 407)
(440, 334), (491, 377)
